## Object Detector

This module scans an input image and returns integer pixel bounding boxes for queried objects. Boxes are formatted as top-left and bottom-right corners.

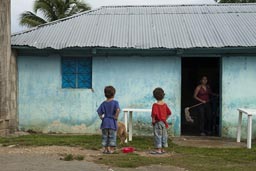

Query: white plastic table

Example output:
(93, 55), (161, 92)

(237, 108), (256, 149)
(123, 108), (151, 143)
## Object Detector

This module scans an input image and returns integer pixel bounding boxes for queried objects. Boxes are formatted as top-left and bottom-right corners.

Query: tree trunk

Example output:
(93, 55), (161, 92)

(0, 0), (17, 136)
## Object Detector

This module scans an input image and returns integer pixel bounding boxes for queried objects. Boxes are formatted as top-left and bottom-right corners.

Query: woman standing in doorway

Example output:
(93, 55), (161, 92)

(194, 75), (215, 136)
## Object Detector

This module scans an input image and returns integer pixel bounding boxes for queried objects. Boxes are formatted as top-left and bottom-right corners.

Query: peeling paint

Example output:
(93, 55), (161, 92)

(18, 55), (181, 136)
(222, 56), (256, 138)
(17, 54), (256, 138)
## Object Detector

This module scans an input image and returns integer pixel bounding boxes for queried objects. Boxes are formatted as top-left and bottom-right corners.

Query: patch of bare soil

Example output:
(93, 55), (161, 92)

(0, 145), (99, 161)
(0, 145), (173, 159)
(0, 145), (185, 171)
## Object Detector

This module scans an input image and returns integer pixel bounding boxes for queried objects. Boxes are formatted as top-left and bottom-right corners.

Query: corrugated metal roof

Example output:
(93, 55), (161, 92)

(11, 3), (256, 50)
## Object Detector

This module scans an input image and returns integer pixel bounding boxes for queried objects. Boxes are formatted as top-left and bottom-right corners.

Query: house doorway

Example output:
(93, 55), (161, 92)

(181, 57), (220, 136)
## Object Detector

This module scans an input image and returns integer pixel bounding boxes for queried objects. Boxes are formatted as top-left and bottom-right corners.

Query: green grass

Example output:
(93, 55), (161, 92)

(63, 154), (74, 161)
(61, 154), (84, 161)
(1, 134), (256, 171)
(74, 155), (84, 161)
(0, 134), (102, 149)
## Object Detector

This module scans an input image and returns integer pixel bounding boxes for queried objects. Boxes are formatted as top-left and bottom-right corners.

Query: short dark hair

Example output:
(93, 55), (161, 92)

(153, 87), (165, 101)
(104, 86), (116, 98)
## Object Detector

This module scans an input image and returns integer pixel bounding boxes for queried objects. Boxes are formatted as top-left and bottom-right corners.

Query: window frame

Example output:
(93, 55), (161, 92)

(61, 57), (92, 89)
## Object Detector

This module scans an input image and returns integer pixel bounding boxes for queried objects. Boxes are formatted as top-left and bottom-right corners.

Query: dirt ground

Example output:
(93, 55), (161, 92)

(0, 145), (185, 171)
(0, 136), (246, 171)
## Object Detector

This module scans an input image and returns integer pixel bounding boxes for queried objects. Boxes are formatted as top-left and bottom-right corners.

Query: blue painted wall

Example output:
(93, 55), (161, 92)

(222, 56), (256, 138)
(18, 54), (181, 135)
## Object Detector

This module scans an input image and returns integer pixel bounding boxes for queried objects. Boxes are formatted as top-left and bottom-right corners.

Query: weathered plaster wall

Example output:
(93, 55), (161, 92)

(93, 56), (181, 136)
(18, 54), (96, 133)
(18, 54), (181, 135)
(222, 56), (256, 138)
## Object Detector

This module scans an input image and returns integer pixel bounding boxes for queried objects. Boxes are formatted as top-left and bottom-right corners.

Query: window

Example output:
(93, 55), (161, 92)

(61, 57), (92, 88)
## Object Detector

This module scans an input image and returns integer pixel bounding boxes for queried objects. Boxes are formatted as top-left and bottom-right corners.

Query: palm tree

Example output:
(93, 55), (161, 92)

(19, 0), (91, 28)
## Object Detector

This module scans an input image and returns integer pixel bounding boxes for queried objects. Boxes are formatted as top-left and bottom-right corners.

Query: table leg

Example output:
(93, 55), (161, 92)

(124, 111), (128, 143)
(129, 111), (132, 141)
(237, 112), (242, 143)
(247, 115), (252, 149)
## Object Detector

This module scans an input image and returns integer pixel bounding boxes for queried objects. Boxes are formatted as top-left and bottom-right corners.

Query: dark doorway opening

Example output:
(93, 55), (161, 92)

(181, 57), (220, 136)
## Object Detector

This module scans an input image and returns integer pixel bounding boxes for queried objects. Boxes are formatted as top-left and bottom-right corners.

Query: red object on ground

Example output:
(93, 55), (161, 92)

(122, 147), (135, 153)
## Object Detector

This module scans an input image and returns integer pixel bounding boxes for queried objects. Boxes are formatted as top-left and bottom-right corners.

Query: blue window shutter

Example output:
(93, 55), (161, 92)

(62, 59), (76, 74)
(62, 58), (76, 88)
(62, 57), (92, 89)
(77, 58), (92, 88)
(62, 74), (76, 88)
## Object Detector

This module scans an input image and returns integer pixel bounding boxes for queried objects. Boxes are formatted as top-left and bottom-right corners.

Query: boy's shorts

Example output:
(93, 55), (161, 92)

(102, 128), (117, 147)
(153, 121), (168, 148)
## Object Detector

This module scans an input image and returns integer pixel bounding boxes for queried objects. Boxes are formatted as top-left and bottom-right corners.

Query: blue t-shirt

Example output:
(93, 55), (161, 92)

(97, 100), (120, 130)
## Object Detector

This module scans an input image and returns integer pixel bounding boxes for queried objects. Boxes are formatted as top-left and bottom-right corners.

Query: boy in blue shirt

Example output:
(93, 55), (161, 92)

(97, 86), (120, 154)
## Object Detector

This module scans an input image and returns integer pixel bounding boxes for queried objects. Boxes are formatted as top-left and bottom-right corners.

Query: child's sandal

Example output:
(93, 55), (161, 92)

(150, 151), (163, 155)
(107, 151), (118, 154)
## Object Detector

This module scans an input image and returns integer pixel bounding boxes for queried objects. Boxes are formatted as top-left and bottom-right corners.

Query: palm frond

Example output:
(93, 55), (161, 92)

(34, 0), (58, 21)
(19, 11), (47, 28)
(19, 0), (91, 28)
(66, 0), (91, 16)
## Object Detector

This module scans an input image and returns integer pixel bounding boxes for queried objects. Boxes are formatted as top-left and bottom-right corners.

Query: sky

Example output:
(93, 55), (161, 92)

(11, 0), (216, 33)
